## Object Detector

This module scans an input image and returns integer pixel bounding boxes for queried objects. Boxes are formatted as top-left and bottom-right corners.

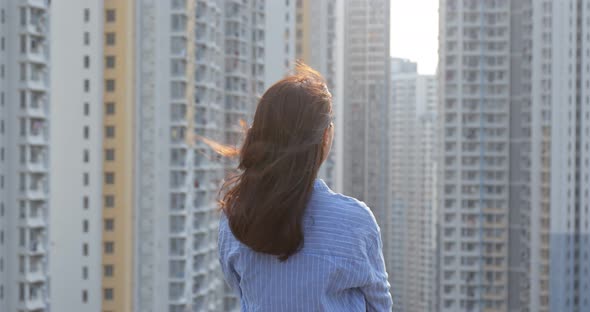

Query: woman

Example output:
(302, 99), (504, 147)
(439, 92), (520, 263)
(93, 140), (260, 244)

(218, 64), (392, 311)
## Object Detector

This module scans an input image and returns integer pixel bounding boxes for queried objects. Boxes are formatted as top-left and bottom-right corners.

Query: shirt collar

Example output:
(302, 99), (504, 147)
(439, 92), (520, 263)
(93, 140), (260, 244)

(313, 179), (330, 192)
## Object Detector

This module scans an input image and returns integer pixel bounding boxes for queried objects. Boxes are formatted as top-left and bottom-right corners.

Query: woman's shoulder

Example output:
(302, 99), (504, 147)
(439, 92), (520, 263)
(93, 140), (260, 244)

(310, 190), (381, 239)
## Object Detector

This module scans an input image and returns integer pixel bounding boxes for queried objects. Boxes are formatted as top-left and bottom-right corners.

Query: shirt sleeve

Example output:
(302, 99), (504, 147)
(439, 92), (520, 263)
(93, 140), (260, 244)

(359, 233), (393, 311)
(218, 218), (241, 296)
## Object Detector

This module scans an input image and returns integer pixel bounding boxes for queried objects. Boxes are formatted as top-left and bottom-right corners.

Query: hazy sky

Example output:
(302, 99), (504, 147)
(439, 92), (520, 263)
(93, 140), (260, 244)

(390, 0), (439, 75)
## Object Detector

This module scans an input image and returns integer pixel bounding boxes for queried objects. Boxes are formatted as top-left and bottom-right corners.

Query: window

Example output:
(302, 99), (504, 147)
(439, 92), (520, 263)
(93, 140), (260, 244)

(83, 173), (89, 186)
(84, 126), (89, 139)
(104, 288), (114, 301)
(106, 9), (116, 22)
(20, 7), (26, 26)
(104, 219), (114, 231)
(84, 32), (90, 45)
(83, 243), (88, 256)
(105, 56), (115, 68)
(82, 266), (88, 279)
(82, 290), (88, 303)
(105, 32), (115, 45)
(105, 195), (115, 208)
(104, 242), (114, 254)
(84, 79), (90, 92)
(105, 149), (115, 161)
(106, 102), (115, 115)
(105, 79), (115, 92)
(20, 63), (26, 80)
(105, 172), (115, 184)
(83, 220), (89, 233)
(83, 149), (89, 163)
(84, 102), (89, 116)
(104, 265), (114, 277)
(84, 8), (90, 22)
(105, 126), (115, 138)
(83, 196), (89, 209)
(84, 55), (90, 68)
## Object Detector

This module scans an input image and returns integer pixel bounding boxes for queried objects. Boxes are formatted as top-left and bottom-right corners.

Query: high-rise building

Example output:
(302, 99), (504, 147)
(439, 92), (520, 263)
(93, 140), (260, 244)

(101, 1), (136, 311)
(0, 1), (51, 311)
(264, 0), (295, 88)
(341, 0), (391, 271)
(295, 0), (345, 192)
(390, 58), (437, 312)
(438, 0), (590, 311)
(133, 0), (226, 311)
(295, 0), (344, 192)
(0, 1), (323, 311)
(438, 0), (515, 310)
(222, 0), (270, 310)
(517, 1), (590, 311)
(49, 1), (103, 311)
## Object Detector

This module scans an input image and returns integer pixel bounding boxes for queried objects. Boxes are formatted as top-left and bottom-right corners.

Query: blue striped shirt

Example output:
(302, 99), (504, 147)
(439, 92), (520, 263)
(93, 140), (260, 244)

(218, 179), (392, 311)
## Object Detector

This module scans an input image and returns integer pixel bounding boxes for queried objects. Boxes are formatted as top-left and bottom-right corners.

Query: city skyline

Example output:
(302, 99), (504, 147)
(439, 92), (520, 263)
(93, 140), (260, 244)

(3, 0), (590, 312)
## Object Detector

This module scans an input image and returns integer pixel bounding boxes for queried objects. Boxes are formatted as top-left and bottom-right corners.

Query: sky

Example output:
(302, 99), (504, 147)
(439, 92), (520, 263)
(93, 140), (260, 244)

(390, 0), (439, 75)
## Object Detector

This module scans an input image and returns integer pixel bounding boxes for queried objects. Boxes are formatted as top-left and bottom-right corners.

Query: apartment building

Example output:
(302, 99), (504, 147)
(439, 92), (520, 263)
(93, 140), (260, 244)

(438, 0), (590, 311)
(264, 0), (295, 88)
(295, 0), (344, 192)
(390, 58), (437, 312)
(0, 1), (51, 311)
(49, 1), (103, 311)
(342, 0), (391, 274)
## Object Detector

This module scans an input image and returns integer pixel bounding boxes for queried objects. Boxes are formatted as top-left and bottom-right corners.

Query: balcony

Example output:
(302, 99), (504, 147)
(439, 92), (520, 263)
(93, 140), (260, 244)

(168, 291), (187, 304)
(169, 260), (186, 280)
(22, 182), (48, 200)
(27, 0), (50, 9)
(26, 41), (48, 64)
(192, 233), (207, 253)
(170, 239), (186, 257)
(24, 292), (46, 311)
(25, 15), (47, 36)
(170, 152), (187, 168)
(170, 217), (186, 236)
(22, 117), (46, 142)
(25, 214), (46, 228)
(170, 177), (188, 193)
(170, 194), (187, 214)
(24, 94), (48, 118)
(25, 266), (46, 282)
(28, 239), (46, 255)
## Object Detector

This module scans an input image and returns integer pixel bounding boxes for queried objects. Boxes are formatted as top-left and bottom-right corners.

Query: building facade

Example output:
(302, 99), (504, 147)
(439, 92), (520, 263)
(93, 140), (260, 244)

(341, 0), (391, 274)
(264, 0), (295, 88)
(295, 0), (344, 192)
(438, 0), (514, 310)
(49, 1), (103, 311)
(0, 1), (51, 311)
(524, 1), (590, 311)
(438, 0), (590, 311)
(134, 0), (227, 311)
(390, 58), (437, 312)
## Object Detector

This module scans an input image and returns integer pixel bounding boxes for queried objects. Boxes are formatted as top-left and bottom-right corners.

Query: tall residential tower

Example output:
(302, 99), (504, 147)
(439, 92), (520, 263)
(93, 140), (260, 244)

(0, 1), (51, 311)
(295, 0), (344, 192)
(390, 58), (437, 312)
(342, 0), (391, 274)
(438, 0), (590, 311)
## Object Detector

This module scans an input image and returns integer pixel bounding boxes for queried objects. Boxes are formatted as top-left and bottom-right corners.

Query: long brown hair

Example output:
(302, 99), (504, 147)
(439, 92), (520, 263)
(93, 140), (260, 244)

(220, 63), (332, 261)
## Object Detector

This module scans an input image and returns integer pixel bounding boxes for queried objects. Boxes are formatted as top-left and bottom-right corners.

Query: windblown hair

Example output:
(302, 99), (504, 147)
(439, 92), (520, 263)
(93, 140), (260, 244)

(220, 63), (333, 261)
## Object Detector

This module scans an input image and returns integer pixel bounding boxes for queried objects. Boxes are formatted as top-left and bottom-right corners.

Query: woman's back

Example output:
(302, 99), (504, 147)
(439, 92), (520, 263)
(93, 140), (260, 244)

(218, 179), (392, 312)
